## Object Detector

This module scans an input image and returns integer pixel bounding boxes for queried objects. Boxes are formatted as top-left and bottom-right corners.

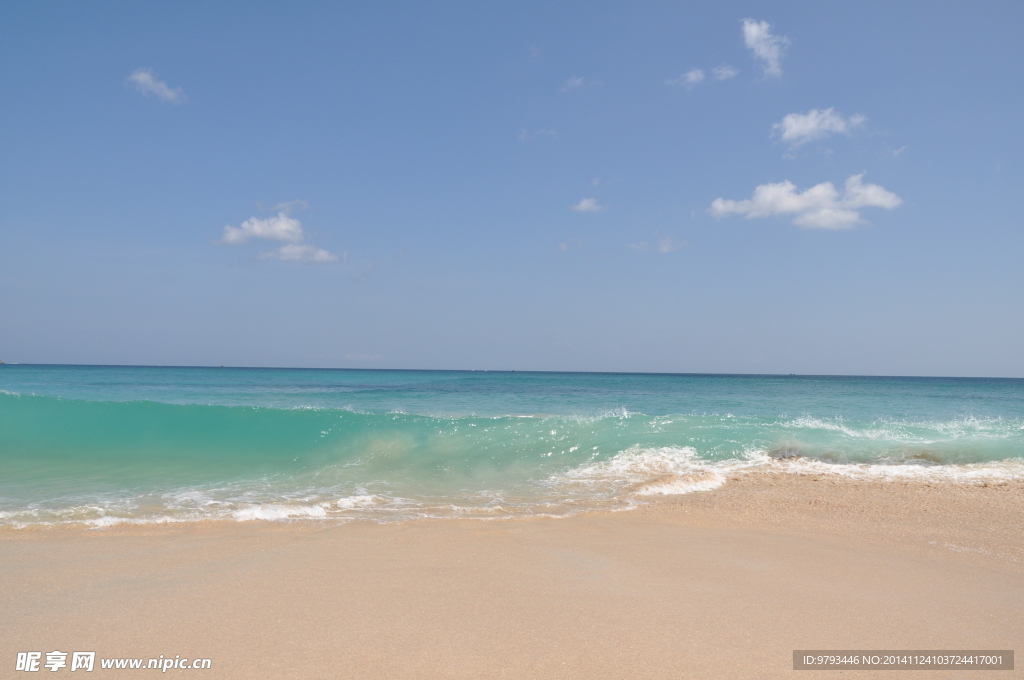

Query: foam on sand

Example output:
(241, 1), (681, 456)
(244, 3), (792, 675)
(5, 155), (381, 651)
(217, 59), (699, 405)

(232, 504), (328, 521)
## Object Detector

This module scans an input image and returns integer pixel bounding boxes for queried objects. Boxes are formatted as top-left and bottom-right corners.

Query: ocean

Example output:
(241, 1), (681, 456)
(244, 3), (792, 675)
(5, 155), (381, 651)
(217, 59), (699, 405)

(1, 365), (1022, 528)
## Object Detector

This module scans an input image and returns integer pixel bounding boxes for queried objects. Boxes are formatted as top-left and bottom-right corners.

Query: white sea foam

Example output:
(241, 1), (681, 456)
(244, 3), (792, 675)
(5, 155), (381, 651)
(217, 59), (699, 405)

(553, 445), (731, 497)
(747, 450), (1024, 483)
(785, 416), (908, 440)
(334, 494), (382, 509)
(634, 471), (727, 495)
(85, 515), (179, 528)
(784, 415), (1019, 442)
(232, 504), (328, 521)
(4, 449), (1024, 529)
(548, 443), (1024, 509)
(505, 408), (641, 424)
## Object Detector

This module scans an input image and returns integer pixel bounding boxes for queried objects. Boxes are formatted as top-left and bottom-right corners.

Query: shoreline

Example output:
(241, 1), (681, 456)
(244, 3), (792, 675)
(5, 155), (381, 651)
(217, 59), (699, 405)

(4, 457), (1023, 531)
(2, 474), (1022, 678)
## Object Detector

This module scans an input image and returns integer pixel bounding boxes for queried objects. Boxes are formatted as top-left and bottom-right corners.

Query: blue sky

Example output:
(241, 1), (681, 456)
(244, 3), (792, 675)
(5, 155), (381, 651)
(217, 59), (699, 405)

(2, 1), (1022, 376)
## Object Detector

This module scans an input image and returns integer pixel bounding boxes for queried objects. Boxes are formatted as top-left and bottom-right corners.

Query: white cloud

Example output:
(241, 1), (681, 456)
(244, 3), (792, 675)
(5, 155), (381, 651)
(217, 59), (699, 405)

(712, 64), (739, 80)
(268, 199), (309, 213)
(558, 238), (583, 251)
(742, 19), (788, 77)
(259, 244), (339, 262)
(561, 76), (601, 92)
(627, 237), (681, 252)
(667, 68), (704, 86)
(667, 65), (737, 87)
(219, 208), (339, 263)
(572, 198), (604, 213)
(657, 236), (680, 253)
(562, 76), (585, 90)
(709, 174), (901, 229)
(773, 108), (865, 147)
(220, 213), (304, 245)
(127, 68), (185, 103)
(518, 128), (557, 141)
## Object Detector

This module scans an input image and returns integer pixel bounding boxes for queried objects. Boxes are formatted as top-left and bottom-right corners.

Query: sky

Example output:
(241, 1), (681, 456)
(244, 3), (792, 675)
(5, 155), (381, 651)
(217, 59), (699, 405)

(1, 1), (1022, 376)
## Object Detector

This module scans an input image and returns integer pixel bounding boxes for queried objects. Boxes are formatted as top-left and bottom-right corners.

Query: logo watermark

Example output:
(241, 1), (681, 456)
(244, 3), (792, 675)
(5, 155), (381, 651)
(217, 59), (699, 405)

(793, 650), (1013, 670)
(15, 652), (211, 672)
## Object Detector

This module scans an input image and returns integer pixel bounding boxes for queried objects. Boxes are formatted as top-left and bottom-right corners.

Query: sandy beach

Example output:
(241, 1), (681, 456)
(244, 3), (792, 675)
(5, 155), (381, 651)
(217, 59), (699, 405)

(2, 474), (1021, 679)
(6, 1), (1023, 677)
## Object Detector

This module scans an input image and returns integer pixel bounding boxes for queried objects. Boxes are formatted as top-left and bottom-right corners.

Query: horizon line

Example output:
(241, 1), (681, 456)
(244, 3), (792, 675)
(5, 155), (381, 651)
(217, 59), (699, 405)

(1, 362), (1022, 381)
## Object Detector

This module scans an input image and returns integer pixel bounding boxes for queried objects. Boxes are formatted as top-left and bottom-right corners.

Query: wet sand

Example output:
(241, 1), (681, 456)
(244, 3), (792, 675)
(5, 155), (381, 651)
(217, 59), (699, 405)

(1, 474), (1021, 679)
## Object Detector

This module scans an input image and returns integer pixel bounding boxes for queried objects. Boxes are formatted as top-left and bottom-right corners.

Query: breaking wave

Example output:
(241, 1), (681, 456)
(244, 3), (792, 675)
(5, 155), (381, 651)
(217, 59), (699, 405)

(1, 392), (1023, 527)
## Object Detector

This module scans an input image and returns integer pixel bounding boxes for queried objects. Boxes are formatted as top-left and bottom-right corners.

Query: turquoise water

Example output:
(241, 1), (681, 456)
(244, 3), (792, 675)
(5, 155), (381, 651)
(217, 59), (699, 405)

(2, 365), (1023, 526)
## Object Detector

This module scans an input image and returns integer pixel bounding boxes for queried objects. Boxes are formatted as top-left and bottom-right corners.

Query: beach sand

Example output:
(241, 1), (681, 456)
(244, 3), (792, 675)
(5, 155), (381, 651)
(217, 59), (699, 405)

(2, 474), (1022, 679)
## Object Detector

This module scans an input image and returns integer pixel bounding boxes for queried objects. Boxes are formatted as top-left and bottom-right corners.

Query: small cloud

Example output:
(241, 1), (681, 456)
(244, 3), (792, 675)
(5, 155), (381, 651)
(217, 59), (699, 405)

(563, 76), (585, 91)
(591, 177), (601, 186)
(712, 64), (738, 80)
(558, 239), (583, 251)
(773, 108), (865, 148)
(219, 207), (338, 263)
(709, 174), (901, 229)
(668, 65), (737, 87)
(742, 19), (789, 77)
(259, 244), (338, 262)
(220, 213), (303, 245)
(657, 236), (680, 253)
(263, 199), (309, 214)
(561, 76), (601, 92)
(572, 198), (604, 213)
(518, 128), (557, 141)
(528, 44), (543, 59)
(627, 237), (683, 253)
(127, 68), (185, 104)
(667, 68), (705, 86)
(893, 145), (908, 157)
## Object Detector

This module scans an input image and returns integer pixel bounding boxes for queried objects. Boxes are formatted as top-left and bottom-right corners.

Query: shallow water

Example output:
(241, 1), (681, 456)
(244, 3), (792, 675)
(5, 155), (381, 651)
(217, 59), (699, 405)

(2, 365), (1022, 526)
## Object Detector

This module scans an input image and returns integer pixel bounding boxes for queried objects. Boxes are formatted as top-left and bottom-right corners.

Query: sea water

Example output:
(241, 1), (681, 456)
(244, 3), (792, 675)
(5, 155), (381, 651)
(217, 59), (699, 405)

(1, 365), (1022, 527)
